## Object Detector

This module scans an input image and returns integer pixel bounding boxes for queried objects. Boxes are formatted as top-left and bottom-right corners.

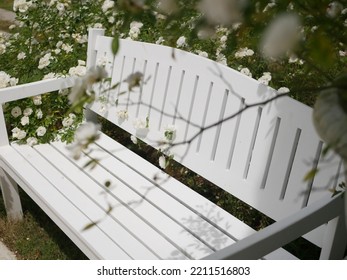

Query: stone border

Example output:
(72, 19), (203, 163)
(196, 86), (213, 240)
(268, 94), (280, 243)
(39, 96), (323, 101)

(0, 240), (16, 260)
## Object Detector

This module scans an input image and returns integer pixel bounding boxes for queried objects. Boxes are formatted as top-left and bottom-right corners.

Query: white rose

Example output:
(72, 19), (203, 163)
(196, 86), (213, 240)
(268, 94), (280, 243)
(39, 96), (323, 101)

(277, 87), (290, 94)
(36, 109), (43, 119)
(38, 53), (52, 69)
(240, 67), (252, 78)
(26, 137), (38, 146)
(117, 110), (129, 121)
(23, 108), (33, 116)
(102, 0), (115, 13)
(62, 117), (74, 127)
(176, 36), (187, 48)
(0, 71), (11, 88)
(12, 127), (26, 140)
(11, 106), (22, 118)
(21, 116), (29, 126)
(36, 126), (47, 137)
(17, 52), (26, 60)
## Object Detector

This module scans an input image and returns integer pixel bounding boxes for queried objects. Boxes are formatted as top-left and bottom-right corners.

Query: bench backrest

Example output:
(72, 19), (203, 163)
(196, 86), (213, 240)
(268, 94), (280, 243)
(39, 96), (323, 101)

(87, 29), (344, 247)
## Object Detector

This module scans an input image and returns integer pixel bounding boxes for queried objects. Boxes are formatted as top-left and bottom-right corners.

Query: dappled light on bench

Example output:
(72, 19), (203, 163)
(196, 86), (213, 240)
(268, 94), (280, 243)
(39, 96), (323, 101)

(0, 28), (345, 260)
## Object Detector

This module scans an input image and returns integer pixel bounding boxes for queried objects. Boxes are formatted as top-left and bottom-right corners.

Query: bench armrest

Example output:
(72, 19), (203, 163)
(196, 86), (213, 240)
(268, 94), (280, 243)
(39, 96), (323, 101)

(203, 194), (345, 260)
(0, 76), (76, 104)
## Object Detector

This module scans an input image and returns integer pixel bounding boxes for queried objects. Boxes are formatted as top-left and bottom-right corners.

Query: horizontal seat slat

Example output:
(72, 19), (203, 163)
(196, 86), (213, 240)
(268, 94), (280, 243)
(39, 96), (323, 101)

(32, 142), (189, 260)
(0, 145), (131, 260)
(50, 141), (213, 259)
(12, 143), (164, 260)
(53, 138), (234, 253)
(87, 133), (297, 259)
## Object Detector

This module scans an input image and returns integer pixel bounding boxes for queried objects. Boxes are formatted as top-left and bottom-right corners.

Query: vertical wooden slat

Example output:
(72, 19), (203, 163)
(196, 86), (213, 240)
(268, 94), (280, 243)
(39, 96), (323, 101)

(87, 28), (105, 69)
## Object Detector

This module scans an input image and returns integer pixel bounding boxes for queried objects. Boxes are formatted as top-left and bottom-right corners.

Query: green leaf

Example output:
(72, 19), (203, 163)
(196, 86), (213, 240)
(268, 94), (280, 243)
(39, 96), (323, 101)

(303, 168), (319, 182)
(112, 35), (120, 56)
(82, 221), (99, 231)
(83, 158), (99, 170)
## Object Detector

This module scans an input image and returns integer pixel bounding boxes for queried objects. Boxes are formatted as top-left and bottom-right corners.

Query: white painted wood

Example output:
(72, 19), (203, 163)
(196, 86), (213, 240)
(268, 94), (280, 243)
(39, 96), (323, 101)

(0, 28), (344, 260)
(203, 193), (344, 260)
(0, 145), (131, 259)
(0, 77), (75, 104)
(0, 167), (23, 220)
(87, 28), (105, 69)
(320, 213), (347, 259)
(0, 105), (9, 146)
(88, 33), (344, 251)
(87, 133), (297, 259)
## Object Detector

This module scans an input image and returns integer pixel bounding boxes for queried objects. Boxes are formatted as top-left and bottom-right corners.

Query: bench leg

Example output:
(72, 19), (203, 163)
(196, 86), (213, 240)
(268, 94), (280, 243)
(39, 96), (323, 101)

(0, 168), (23, 220)
(320, 213), (346, 259)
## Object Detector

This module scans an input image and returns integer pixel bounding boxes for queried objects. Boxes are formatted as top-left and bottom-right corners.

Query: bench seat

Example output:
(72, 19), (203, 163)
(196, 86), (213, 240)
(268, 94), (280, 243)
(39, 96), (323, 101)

(0, 132), (296, 259)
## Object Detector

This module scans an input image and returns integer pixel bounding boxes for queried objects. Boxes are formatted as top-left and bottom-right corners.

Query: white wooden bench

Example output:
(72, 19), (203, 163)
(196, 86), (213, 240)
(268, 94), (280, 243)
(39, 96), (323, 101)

(0, 28), (346, 259)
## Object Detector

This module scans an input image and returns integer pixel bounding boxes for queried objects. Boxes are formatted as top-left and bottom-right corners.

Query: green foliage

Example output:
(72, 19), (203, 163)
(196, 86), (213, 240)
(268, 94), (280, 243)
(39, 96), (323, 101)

(0, 0), (114, 144)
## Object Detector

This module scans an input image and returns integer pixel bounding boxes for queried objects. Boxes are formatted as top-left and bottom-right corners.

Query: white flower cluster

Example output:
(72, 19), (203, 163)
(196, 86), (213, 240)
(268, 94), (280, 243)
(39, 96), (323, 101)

(215, 27), (230, 66)
(9, 100), (47, 143)
(0, 43), (6, 55)
(17, 52), (26, 60)
(239, 67), (252, 78)
(129, 21), (143, 40)
(13, 0), (33, 13)
(176, 36), (187, 48)
(102, 0), (115, 13)
(117, 110), (129, 122)
(38, 53), (53, 70)
(11, 127), (27, 140)
(288, 55), (304, 65)
(68, 66), (107, 105)
(72, 33), (88, 44)
(196, 50), (209, 58)
(155, 36), (165, 45)
(68, 60), (87, 77)
(67, 122), (101, 160)
(0, 71), (18, 89)
(258, 72), (272, 85)
(235, 47), (254, 58)
(277, 87), (290, 94)
(62, 113), (77, 127)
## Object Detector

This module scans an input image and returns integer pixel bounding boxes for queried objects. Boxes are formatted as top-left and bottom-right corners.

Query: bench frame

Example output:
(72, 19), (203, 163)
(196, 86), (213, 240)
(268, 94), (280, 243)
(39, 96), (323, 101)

(0, 28), (346, 259)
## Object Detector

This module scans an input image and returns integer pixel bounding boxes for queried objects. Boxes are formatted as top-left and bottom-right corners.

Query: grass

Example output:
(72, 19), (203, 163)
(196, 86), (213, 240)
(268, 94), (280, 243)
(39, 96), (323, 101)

(0, 189), (87, 260)
(0, 0), (13, 11)
(0, 0), (14, 32)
